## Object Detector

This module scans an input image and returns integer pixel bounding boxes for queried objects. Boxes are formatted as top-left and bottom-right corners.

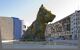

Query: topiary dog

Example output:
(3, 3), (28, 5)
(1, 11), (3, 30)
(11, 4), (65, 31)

(21, 4), (56, 41)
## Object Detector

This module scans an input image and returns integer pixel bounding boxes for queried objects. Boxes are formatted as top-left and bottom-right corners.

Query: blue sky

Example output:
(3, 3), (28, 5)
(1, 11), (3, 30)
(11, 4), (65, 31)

(0, 0), (80, 27)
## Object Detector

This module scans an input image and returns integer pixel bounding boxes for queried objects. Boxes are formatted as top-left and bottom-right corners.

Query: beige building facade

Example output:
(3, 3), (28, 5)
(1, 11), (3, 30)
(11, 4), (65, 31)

(0, 17), (14, 40)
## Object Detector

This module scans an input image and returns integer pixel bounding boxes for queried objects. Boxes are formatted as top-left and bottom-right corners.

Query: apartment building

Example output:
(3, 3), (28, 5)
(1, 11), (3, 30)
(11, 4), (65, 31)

(70, 10), (80, 40)
(45, 16), (71, 40)
(45, 10), (80, 40)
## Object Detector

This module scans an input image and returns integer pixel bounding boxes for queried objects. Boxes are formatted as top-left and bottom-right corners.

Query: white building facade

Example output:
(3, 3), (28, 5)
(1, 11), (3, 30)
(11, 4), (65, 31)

(70, 10), (80, 40)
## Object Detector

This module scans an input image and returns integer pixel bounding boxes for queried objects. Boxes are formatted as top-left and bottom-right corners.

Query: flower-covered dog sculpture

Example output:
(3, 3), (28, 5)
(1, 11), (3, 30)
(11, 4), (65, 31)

(21, 4), (56, 41)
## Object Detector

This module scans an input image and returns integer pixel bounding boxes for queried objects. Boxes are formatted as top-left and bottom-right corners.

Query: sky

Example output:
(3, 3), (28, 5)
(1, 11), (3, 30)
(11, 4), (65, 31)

(0, 0), (80, 27)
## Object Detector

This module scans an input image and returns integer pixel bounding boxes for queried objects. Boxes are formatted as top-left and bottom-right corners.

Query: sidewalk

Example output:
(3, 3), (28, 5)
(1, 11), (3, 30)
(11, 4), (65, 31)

(2, 40), (78, 49)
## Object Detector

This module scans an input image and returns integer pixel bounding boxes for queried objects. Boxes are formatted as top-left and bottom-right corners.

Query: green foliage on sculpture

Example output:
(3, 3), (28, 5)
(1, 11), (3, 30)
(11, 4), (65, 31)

(21, 4), (56, 41)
